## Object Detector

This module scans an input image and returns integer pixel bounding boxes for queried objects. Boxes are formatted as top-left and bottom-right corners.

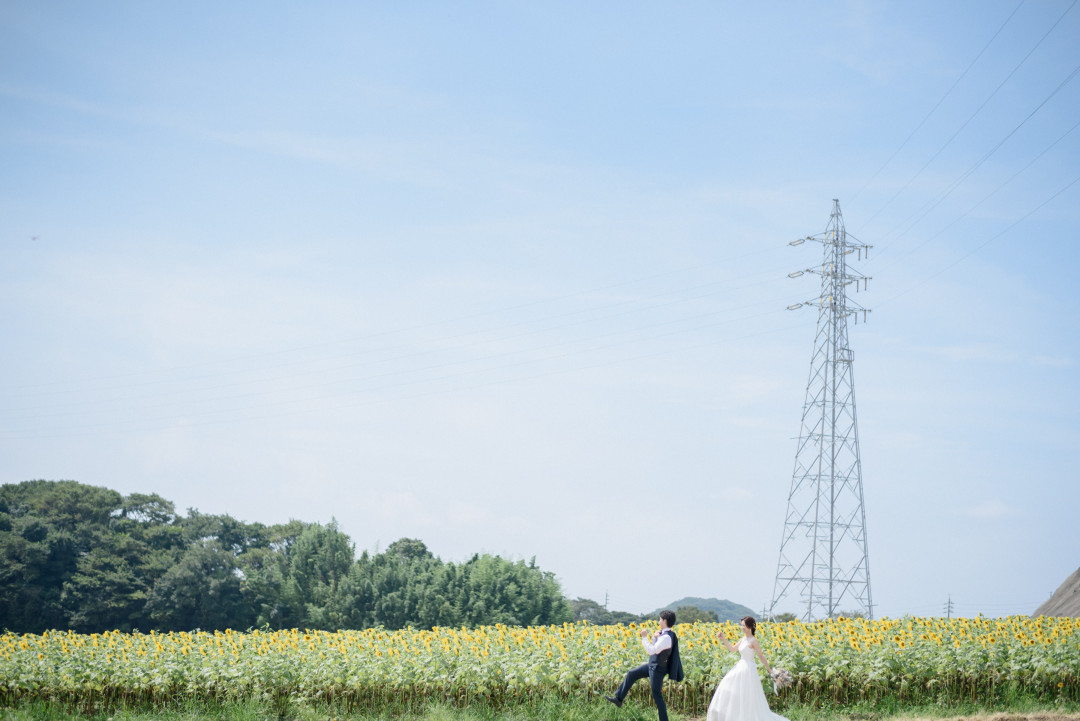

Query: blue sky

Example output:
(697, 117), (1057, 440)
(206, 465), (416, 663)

(2, 1), (1078, 619)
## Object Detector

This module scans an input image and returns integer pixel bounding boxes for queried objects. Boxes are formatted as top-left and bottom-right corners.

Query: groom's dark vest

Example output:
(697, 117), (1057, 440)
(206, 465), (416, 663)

(648, 630), (684, 681)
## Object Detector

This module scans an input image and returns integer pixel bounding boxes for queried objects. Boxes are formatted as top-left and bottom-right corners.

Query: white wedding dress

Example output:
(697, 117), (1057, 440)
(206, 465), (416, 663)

(706, 637), (788, 721)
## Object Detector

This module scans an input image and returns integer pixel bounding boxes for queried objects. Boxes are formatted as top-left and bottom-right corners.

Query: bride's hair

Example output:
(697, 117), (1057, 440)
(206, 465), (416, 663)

(741, 616), (757, 636)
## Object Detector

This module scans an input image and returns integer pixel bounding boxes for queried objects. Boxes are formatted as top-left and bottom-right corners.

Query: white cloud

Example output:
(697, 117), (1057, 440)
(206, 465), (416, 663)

(914, 343), (1074, 369)
(373, 492), (435, 525)
(962, 500), (1022, 519)
(3, 1), (1079, 620)
(1032, 355), (1073, 368)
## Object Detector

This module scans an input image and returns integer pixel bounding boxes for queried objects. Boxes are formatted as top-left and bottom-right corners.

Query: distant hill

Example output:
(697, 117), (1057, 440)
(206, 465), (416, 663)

(654, 597), (756, 622)
(1034, 566), (1080, 618)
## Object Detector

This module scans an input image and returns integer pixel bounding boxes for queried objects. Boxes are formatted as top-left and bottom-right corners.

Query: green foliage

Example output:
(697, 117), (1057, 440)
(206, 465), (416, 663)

(653, 596), (755, 622)
(674, 605), (719, 623)
(0, 481), (572, 633)
(144, 540), (251, 632)
(349, 541), (572, 630)
(0, 480), (128, 632)
(570, 598), (643, 626)
(1, 699), (1079, 721)
(834, 609), (866, 619)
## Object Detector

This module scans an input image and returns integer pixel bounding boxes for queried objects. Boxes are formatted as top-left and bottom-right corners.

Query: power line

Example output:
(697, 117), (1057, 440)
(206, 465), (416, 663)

(875, 59), (1080, 255)
(2, 245), (790, 394)
(878, 170), (1080, 307)
(851, 0), (1028, 203)
(863, 0), (1078, 228)
(0, 306), (805, 440)
(872, 116), (1080, 277)
(2, 261), (796, 415)
(2, 289), (793, 426)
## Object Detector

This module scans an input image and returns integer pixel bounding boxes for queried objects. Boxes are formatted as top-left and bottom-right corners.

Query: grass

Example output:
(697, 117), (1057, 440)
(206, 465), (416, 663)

(1, 697), (1079, 721)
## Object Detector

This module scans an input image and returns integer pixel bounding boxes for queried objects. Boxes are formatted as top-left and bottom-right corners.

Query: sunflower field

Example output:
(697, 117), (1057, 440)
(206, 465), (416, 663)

(1, 616), (1076, 716)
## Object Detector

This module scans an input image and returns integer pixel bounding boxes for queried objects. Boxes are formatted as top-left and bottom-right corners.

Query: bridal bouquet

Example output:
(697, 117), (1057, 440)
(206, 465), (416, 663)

(769, 667), (793, 694)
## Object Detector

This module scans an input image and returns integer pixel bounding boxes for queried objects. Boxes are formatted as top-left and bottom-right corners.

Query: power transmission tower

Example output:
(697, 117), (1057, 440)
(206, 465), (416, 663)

(769, 199), (874, 621)
(944, 595), (954, 619)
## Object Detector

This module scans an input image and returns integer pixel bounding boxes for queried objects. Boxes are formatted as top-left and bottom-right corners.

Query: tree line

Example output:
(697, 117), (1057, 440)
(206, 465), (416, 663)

(0, 480), (573, 634)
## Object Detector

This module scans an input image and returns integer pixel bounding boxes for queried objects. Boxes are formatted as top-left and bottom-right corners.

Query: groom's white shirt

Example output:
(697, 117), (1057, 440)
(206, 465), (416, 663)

(641, 629), (672, 655)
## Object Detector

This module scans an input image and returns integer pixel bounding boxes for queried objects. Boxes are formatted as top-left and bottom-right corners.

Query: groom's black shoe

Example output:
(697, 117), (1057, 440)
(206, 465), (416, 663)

(604, 694), (623, 708)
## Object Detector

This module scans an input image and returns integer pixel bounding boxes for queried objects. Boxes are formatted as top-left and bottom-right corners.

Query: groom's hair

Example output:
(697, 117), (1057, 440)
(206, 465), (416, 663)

(660, 609), (676, 627)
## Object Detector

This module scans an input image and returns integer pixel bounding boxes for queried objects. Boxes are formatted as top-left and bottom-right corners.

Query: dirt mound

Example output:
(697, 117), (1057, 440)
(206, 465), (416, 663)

(1034, 566), (1080, 617)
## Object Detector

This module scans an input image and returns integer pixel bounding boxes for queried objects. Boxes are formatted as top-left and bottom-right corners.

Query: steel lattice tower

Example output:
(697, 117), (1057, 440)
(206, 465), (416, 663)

(769, 199), (874, 621)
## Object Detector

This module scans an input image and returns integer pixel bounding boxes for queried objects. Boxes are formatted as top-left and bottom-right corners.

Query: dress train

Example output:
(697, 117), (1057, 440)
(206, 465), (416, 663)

(705, 637), (788, 721)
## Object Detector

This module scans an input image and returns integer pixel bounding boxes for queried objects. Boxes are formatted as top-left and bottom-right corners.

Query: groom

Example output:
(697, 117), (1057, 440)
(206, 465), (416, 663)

(605, 609), (683, 721)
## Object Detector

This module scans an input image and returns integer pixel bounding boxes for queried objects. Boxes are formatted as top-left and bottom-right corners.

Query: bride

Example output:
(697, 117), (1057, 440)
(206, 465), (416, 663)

(706, 616), (788, 721)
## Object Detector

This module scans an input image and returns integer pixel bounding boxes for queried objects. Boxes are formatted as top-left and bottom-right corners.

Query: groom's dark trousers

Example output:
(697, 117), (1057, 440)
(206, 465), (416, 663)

(614, 659), (668, 721)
